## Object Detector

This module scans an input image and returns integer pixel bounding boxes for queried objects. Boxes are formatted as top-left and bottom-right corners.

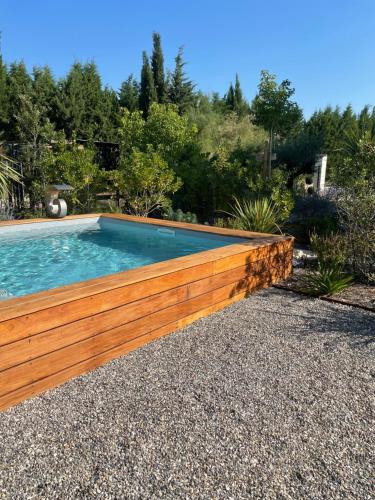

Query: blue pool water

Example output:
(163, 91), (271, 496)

(0, 218), (246, 299)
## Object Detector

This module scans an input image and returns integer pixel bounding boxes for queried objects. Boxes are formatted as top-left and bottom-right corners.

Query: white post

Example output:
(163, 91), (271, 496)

(313, 154), (327, 193)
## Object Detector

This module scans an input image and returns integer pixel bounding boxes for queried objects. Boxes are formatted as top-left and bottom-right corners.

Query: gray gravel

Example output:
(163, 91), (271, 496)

(0, 288), (374, 499)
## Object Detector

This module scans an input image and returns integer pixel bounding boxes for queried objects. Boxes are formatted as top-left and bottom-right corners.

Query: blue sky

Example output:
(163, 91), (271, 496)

(2, 0), (374, 117)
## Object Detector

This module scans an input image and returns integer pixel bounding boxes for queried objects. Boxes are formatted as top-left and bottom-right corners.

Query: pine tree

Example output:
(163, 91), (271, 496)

(151, 32), (166, 103)
(6, 61), (32, 140)
(56, 62), (86, 138)
(119, 75), (139, 111)
(340, 104), (357, 135)
(32, 66), (57, 122)
(82, 61), (104, 138)
(139, 51), (156, 118)
(100, 87), (120, 141)
(358, 105), (372, 135)
(168, 47), (195, 114)
(0, 44), (8, 136)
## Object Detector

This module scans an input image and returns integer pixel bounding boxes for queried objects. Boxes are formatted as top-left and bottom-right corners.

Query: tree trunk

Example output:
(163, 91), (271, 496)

(267, 129), (273, 179)
(262, 140), (269, 179)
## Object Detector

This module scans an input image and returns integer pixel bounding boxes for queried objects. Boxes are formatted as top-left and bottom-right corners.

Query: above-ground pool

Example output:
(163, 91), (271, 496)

(0, 216), (247, 299)
(0, 214), (293, 412)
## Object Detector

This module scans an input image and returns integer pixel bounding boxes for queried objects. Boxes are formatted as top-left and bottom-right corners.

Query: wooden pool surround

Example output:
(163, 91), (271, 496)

(0, 214), (293, 411)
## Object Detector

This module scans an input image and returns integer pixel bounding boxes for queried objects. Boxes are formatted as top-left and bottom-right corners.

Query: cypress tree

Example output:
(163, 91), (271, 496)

(225, 74), (248, 115)
(119, 75), (139, 111)
(225, 83), (235, 110)
(151, 32), (166, 103)
(234, 74), (249, 115)
(168, 47), (195, 114)
(139, 51), (156, 118)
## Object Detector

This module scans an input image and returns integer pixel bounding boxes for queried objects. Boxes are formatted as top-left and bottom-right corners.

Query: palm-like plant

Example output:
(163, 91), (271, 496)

(229, 197), (281, 234)
(0, 155), (22, 201)
(302, 262), (353, 297)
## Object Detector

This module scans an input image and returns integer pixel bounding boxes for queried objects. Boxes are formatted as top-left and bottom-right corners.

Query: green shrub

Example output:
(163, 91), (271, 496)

(214, 216), (243, 229)
(336, 182), (375, 284)
(164, 208), (198, 224)
(309, 232), (348, 267)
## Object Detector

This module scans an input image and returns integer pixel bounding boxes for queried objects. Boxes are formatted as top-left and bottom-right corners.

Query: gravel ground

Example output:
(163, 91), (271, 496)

(0, 288), (374, 499)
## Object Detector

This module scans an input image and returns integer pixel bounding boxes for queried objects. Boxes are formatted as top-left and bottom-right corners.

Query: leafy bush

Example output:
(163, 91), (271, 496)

(228, 197), (281, 233)
(110, 148), (182, 217)
(303, 232), (353, 296)
(214, 216), (243, 230)
(246, 166), (294, 221)
(287, 194), (339, 242)
(41, 142), (102, 213)
(336, 182), (375, 284)
(302, 262), (353, 296)
(309, 232), (348, 267)
(164, 208), (198, 224)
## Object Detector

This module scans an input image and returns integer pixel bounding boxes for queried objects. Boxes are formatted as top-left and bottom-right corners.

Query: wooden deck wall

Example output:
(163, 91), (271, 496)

(0, 215), (293, 412)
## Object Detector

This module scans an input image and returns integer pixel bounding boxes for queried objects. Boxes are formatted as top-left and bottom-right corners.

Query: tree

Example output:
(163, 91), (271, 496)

(225, 75), (249, 116)
(119, 103), (196, 166)
(32, 66), (57, 122)
(56, 62), (86, 137)
(168, 47), (195, 114)
(340, 104), (357, 135)
(144, 103), (196, 165)
(139, 51), (156, 118)
(151, 32), (166, 103)
(115, 147), (182, 216)
(358, 105), (373, 135)
(118, 108), (145, 156)
(6, 61), (32, 139)
(119, 75), (139, 111)
(42, 141), (102, 212)
(252, 70), (303, 178)
(225, 84), (235, 111)
(56, 61), (114, 140)
(0, 45), (8, 136)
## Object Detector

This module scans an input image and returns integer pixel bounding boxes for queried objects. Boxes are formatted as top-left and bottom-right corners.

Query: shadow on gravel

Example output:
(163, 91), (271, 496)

(264, 289), (375, 349)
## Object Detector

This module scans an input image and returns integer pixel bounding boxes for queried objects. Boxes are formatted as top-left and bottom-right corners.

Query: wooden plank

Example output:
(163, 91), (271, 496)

(0, 272), (273, 398)
(0, 244), (292, 342)
(0, 251), (292, 370)
(0, 263), (213, 344)
(0, 241), (259, 320)
(213, 239), (293, 274)
(0, 264), (247, 370)
(0, 286), (251, 413)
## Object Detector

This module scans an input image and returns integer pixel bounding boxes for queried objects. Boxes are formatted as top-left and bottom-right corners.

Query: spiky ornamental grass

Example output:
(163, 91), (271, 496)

(302, 262), (354, 297)
(229, 197), (281, 234)
(0, 156), (22, 201)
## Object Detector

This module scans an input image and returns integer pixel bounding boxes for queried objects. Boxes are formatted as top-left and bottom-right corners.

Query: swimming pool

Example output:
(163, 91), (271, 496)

(0, 214), (293, 412)
(0, 216), (246, 299)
